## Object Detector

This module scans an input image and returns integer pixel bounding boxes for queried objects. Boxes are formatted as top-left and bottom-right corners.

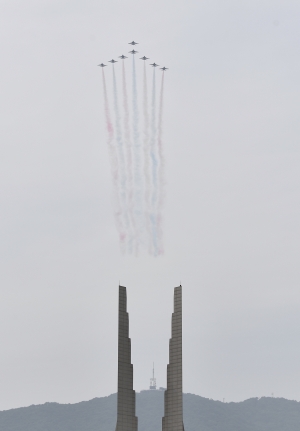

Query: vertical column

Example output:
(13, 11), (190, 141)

(162, 285), (184, 431)
(116, 286), (138, 431)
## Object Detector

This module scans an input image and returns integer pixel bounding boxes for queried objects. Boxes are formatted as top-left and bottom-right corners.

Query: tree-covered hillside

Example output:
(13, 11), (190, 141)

(1, 390), (300, 431)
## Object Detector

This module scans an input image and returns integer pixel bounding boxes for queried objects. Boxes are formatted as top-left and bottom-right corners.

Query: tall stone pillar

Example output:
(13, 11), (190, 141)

(115, 286), (138, 431)
(162, 285), (184, 431)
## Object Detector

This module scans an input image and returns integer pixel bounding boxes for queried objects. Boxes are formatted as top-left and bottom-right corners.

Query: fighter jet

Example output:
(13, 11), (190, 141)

(129, 41), (138, 45)
(119, 55), (128, 59)
(140, 56), (149, 60)
(150, 63), (159, 67)
(160, 67), (168, 71)
(129, 49), (138, 54)
(98, 63), (107, 67)
(108, 59), (118, 63)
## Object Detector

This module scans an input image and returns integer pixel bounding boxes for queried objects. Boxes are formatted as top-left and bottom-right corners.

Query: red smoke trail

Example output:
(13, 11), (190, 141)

(102, 69), (126, 252)
(122, 61), (135, 252)
(157, 71), (165, 255)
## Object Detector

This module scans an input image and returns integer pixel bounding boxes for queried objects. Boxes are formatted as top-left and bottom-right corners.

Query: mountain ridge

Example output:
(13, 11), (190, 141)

(1, 390), (300, 430)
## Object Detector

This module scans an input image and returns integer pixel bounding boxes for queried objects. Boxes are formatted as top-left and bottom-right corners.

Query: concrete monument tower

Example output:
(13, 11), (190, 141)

(162, 285), (184, 431)
(115, 286), (138, 431)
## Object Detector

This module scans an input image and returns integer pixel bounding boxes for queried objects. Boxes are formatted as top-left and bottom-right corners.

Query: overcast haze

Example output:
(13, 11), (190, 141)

(1, 0), (300, 411)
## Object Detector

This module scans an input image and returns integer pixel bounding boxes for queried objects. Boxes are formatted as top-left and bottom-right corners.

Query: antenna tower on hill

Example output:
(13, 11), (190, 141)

(149, 363), (157, 390)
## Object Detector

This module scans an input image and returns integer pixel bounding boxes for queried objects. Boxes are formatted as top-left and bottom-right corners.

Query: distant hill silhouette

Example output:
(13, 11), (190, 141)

(1, 390), (300, 431)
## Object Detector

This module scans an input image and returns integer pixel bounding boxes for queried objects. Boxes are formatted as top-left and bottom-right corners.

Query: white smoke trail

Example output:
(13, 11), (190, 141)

(132, 54), (143, 254)
(157, 71), (165, 255)
(150, 67), (158, 255)
(112, 65), (129, 251)
(142, 61), (152, 252)
(101, 69), (126, 252)
(121, 60), (135, 253)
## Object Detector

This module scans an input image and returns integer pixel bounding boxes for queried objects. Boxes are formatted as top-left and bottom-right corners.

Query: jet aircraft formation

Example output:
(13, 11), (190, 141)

(99, 41), (167, 256)
(98, 41), (168, 71)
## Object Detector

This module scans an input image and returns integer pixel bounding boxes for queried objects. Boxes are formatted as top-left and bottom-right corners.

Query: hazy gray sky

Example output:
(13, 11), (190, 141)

(0, 0), (300, 411)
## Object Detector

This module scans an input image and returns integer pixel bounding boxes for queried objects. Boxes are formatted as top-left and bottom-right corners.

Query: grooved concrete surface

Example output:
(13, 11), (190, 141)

(162, 286), (184, 431)
(115, 286), (138, 431)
